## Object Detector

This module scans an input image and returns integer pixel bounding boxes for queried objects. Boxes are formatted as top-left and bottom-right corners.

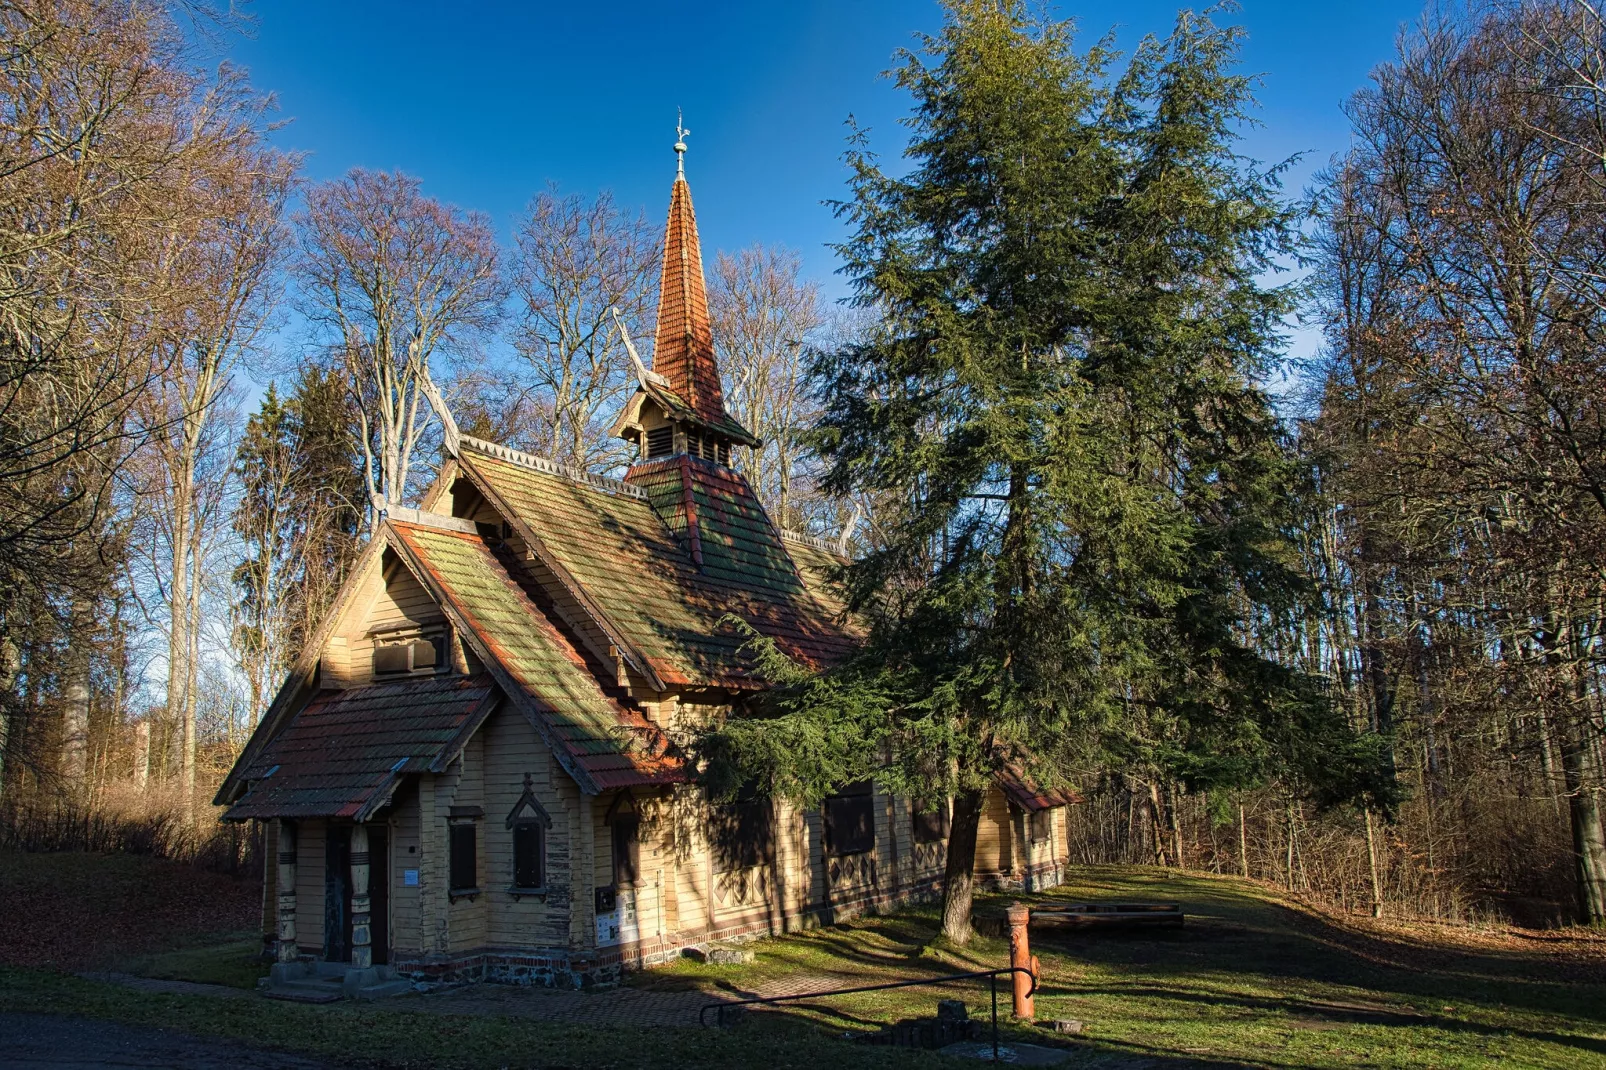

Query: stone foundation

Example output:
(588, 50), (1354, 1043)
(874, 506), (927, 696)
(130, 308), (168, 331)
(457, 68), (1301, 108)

(388, 873), (951, 990)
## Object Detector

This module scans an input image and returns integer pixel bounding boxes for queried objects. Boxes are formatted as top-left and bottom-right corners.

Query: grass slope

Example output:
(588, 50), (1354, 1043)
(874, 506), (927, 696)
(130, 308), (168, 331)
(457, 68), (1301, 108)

(1, 854), (1602, 1068)
(0, 850), (259, 970)
(636, 867), (1605, 1068)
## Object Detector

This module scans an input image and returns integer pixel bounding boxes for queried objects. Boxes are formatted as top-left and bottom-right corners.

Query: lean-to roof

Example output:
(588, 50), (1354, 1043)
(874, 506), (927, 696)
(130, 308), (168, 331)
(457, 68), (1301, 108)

(996, 767), (1083, 813)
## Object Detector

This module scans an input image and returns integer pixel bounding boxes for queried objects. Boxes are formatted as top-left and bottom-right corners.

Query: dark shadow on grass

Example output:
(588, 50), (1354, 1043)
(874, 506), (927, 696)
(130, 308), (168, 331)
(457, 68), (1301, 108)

(737, 1004), (1269, 1068)
(1071, 982), (1606, 1060)
(993, 873), (1606, 1026)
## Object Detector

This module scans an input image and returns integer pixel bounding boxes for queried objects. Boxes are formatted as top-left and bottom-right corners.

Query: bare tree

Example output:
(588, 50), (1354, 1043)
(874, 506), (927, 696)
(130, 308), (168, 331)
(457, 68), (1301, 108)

(508, 186), (657, 469)
(0, 0), (202, 603)
(128, 118), (294, 809)
(0, 0), (294, 803)
(1312, 2), (1606, 924)
(297, 170), (503, 513)
(708, 245), (823, 528)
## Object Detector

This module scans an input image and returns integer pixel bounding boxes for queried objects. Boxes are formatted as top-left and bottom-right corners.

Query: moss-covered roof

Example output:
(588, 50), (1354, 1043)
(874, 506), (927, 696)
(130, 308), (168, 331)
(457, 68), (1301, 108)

(460, 445), (855, 690)
(388, 520), (684, 792)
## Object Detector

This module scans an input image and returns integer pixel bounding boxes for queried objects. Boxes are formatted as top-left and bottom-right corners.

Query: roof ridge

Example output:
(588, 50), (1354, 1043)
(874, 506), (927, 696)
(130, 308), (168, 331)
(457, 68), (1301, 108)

(385, 505), (480, 534)
(779, 527), (847, 557)
(460, 436), (648, 500)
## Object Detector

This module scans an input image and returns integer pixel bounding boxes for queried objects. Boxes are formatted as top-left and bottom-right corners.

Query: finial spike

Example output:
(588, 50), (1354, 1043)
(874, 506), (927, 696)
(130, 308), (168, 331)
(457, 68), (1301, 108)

(674, 108), (689, 176)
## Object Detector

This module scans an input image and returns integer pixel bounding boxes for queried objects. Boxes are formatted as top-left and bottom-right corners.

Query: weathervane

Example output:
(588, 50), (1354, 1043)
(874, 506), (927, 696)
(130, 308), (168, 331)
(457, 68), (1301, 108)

(674, 109), (690, 176)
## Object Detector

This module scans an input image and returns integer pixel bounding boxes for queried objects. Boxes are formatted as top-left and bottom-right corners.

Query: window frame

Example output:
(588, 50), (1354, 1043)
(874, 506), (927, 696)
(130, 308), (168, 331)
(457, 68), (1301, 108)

(611, 812), (641, 888)
(911, 799), (950, 845)
(511, 820), (545, 893)
(711, 793), (774, 872)
(504, 773), (554, 899)
(448, 819), (479, 898)
(823, 782), (876, 857)
(371, 627), (451, 678)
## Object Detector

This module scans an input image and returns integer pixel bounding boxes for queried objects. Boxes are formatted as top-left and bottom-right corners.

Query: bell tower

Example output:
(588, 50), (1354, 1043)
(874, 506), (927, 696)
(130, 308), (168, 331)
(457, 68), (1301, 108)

(614, 124), (758, 467)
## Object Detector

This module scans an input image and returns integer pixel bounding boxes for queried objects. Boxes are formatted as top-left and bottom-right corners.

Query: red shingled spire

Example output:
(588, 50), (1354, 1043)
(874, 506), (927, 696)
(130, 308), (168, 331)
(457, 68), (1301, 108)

(651, 169), (727, 426)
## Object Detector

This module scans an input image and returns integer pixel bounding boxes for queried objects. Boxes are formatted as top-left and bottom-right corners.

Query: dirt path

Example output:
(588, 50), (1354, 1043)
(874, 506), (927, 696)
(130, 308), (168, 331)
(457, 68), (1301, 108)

(0, 1013), (352, 1070)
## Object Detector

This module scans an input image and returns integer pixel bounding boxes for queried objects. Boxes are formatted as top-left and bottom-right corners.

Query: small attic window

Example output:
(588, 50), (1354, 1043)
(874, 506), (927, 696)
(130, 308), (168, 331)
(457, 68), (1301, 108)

(373, 632), (447, 677)
(646, 425), (672, 458)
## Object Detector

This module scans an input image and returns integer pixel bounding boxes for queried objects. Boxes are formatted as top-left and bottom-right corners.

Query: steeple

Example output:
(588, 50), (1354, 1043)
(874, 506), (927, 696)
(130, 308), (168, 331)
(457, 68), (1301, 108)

(651, 137), (726, 427)
(613, 125), (758, 468)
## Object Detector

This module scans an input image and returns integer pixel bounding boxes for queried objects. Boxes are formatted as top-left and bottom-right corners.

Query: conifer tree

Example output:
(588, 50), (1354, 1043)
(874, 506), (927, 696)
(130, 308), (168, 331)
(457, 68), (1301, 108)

(705, 0), (1385, 942)
(232, 369), (363, 723)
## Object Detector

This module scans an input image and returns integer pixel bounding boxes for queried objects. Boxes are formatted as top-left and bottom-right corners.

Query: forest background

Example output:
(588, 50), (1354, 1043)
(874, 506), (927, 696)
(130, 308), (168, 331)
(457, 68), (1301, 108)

(3, 0), (1605, 933)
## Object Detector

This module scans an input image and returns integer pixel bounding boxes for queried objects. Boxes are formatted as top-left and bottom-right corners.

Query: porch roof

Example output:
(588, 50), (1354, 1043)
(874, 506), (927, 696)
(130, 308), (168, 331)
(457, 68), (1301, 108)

(996, 768), (1083, 813)
(222, 674), (499, 822)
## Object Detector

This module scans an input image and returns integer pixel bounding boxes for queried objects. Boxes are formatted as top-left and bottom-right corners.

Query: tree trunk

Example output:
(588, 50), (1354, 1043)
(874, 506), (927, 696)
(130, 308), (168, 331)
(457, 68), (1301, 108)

(1237, 802), (1249, 878)
(168, 457), (193, 811)
(61, 590), (94, 794)
(134, 721), (150, 786)
(1556, 692), (1606, 925)
(1147, 780), (1169, 866)
(1364, 805), (1384, 918)
(940, 788), (985, 945)
(1168, 782), (1184, 870)
(1284, 800), (1296, 888)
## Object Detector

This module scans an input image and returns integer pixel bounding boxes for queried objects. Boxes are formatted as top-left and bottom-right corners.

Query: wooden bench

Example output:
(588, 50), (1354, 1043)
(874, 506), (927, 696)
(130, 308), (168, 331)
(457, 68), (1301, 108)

(1028, 901), (1184, 928)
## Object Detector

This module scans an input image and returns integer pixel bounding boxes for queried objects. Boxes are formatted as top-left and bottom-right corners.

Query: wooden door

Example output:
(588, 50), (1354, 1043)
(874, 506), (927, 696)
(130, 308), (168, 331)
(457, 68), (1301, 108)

(323, 825), (351, 962)
(369, 826), (389, 966)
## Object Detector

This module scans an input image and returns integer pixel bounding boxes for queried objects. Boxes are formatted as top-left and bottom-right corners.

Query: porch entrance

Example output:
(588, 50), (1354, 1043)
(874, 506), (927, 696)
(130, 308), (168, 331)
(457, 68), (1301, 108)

(322, 824), (389, 965)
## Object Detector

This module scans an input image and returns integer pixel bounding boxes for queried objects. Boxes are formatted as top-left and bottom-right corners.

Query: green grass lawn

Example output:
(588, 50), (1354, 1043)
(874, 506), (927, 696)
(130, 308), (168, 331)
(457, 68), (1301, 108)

(626, 867), (1606, 1068)
(124, 933), (269, 989)
(2, 859), (1602, 1068)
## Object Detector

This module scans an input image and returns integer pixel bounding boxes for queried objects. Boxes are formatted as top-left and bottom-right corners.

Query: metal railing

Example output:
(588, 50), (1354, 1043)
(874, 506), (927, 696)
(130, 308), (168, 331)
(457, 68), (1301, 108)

(699, 965), (1038, 1062)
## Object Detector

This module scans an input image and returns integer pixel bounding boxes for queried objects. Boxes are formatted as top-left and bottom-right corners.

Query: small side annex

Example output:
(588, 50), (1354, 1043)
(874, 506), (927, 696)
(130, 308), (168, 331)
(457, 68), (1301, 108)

(216, 150), (1077, 989)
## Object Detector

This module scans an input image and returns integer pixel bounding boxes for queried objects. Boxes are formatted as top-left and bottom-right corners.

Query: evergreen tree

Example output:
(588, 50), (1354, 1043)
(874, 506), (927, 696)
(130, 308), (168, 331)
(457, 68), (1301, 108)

(703, 0), (1385, 942)
(231, 368), (363, 723)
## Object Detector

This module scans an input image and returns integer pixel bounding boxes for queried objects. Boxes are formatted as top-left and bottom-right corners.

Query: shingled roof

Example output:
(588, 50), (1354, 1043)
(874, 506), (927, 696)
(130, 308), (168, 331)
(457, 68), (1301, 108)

(996, 768), (1083, 813)
(457, 443), (854, 690)
(652, 174), (727, 430)
(224, 674), (499, 822)
(387, 518), (684, 792)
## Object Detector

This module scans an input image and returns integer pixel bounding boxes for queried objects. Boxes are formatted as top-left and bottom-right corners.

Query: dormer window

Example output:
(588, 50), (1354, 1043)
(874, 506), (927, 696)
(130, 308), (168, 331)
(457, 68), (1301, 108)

(646, 425), (673, 458)
(371, 627), (449, 677)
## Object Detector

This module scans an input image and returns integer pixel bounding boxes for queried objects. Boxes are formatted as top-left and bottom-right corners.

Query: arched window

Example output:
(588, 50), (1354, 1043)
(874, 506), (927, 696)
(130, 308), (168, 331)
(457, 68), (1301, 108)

(608, 792), (641, 888)
(505, 773), (552, 895)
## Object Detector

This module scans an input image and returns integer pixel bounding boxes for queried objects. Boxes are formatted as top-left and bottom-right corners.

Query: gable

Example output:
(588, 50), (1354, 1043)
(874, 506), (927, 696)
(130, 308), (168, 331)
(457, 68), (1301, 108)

(223, 674), (499, 822)
(385, 517), (685, 794)
(457, 442), (856, 690)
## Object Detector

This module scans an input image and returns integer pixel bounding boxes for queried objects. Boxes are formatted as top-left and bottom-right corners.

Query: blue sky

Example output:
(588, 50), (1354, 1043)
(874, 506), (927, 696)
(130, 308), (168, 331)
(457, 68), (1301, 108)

(220, 0), (1427, 360)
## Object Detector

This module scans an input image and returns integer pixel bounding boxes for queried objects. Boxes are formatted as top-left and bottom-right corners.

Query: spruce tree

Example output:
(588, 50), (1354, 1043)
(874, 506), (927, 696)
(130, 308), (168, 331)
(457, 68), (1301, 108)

(704, 1), (1384, 942)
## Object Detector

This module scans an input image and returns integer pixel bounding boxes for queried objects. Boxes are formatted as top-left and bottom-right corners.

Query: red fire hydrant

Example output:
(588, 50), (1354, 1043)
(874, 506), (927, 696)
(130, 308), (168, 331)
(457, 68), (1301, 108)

(1006, 901), (1036, 1019)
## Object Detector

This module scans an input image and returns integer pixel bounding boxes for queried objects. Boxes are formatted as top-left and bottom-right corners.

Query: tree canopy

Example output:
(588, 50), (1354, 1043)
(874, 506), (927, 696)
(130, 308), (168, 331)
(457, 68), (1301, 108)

(700, 0), (1389, 941)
